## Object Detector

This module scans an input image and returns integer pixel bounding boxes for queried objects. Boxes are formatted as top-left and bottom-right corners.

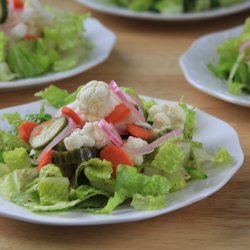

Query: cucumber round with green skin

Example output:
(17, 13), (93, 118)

(0, 0), (8, 24)
(29, 117), (68, 150)
(52, 147), (99, 166)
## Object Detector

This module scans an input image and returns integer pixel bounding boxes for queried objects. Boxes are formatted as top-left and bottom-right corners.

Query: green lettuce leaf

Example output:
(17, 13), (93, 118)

(165, 168), (188, 192)
(0, 32), (8, 62)
(185, 167), (208, 180)
(152, 141), (185, 174)
(179, 102), (196, 140)
(0, 168), (38, 199)
(83, 158), (115, 195)
(95, 165), (170, 214)
(0, 163), (10, 177)
(24, 104), (52, 124)
(38, 177), (70, 205)
(43, 11), (91, 72)
(131, 194), (166, 210)
(11, 191), (40, 206)
(0, 130), (29, 151)
(35, 85), (69, 108)
(3, 147), (31, 171)
(19, 185), (108, 212)
(0, 62), (16, 81)
(7, 40), (53, 78)
(155, 0), (183, 14)
(2, 112), (22, 131)
(191, 147), (232, 168)
(39, 164), (63, 178)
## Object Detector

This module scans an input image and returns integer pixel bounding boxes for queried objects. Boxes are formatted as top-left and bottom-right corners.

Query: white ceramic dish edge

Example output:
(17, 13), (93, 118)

(180, 25), (250, 107)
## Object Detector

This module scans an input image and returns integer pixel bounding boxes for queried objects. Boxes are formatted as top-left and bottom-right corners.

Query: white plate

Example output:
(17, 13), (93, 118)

(180, 25), (250, 107)
(0, 97), (244, 225)
(0, 18), (116, 91)
(77, 0), (250, 21)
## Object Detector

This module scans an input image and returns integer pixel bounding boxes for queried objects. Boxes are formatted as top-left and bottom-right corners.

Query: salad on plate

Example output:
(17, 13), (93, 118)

(209, 17), (250, 95)
(99, 0), (246, 14)
(0, 0), (92, 81)
(0, 80), (232, 213)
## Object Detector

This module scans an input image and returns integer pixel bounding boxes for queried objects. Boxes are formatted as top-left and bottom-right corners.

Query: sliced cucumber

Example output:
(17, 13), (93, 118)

(0, 0), (8, 24)
(29, 117), (68, 150)
(52, 147), (99, 166)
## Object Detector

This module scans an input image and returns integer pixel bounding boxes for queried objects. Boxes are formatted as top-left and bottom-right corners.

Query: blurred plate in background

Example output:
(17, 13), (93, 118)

(77, 0), (250, 21)
(0, 18), (116, 91)
(180, 25), (250, 107)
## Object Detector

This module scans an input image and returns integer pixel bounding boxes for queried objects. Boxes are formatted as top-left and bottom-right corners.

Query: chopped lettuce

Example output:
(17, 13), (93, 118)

(83, 158), (115, 195)
(179, 102), (196, 140)
(0, 62), (16, 81)
(208, 17), (250, 95)
(35, 85), (69, 108)
(95, 165), (170, 213)
(0, 163), (10, 177)
(2, 104), (51, 134)
(191, 147), (232, 168)
(0, 130), (29, 151)
(1, 5), (91, 81)
(0, 32), (8, 62)
(155, 0), (183, 14)
(24, 104), (52, 124)
(185, 167), (208, 180)
(39, 164), (63, 178)
(17, 185), (108, 212)
(0, 168), (38, 199)
(102, 0), (244, 13)
(2, 112), (23, 131)
(8, 40), (54, 78)
(3, 147), (31, 171)
(131, 194), (166, 210)
(152, 141), (185, 174)
(38, 177), (70, 205)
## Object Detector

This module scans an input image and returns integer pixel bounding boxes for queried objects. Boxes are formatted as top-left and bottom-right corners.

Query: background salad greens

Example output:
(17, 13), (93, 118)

(0, 11), (91, 81)
(100, 0), (245, 13)
(209, 18), (250, 95)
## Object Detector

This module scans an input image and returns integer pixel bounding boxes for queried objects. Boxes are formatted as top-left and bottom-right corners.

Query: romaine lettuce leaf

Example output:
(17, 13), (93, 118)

(0, 163), (10, 177)
(191, 147), (232, 168)
(152, 141), (185, 174)
(18, 185), (108, 212)
(131, 194), (166, 210)
(39, 164), (63, 178)
(83, 158), (115, 195)
(0, 32), (8, 62)
(2, 112), (22, 132)
(3, 147), (31, 171)
(0, 130), (29, 151)
(0, 168), (38, 199)
(95, 165), (170, 214)
(35, 85), (69, 108)
(0, 62), (16, 81)
(155, 0), (183, 14)
(38, 177), (70, 205)
(24, 104), (52, 124)
(7, 40), (53, 78)
(179, 102), (196, 140)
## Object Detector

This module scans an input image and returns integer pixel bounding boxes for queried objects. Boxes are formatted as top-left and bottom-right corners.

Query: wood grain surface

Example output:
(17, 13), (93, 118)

(0, 1), (249, 249)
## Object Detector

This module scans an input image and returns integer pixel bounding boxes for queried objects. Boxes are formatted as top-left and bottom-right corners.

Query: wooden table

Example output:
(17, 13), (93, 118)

(0, 1), (250, 249)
